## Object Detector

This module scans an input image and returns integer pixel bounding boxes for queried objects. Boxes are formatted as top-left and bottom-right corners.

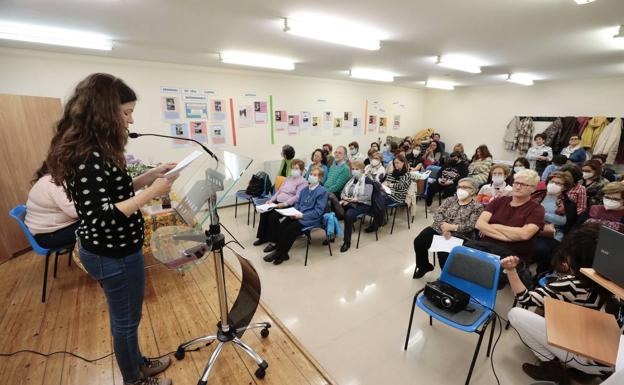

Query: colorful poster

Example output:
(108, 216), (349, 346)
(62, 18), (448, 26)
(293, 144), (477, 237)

(210, 123), (226, 145)
(238, 104), (253, 128)
(300, 111), (311, 131)
(288, 114), (300, 136)
(210, 99), (226, 121)
(185, 102), (208, 119)
(393, 115), (401, 131)
(379, 117), (387, 133)
(312, 116), (321, 136)
(254, 101), (268, 124)
(368, 115), (377, 132)
(170, 122), (189, 147)
(190, 121), (208, 142)
(343, 111), (353, 128)
(323, 112), (333, 130)
(275, 110), (287, 131)
(162, 96), (181, 119)
(352, 116), (363, 136)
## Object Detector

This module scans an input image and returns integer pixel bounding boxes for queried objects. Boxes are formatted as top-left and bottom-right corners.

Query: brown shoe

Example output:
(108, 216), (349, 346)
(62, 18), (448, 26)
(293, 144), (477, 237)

(522, 359), (569, 385)
(141, 356), (171, 377)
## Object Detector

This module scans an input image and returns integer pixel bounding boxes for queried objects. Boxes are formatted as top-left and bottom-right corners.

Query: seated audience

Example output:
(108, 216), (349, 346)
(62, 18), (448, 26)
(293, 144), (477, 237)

(476, 164), (513, 205)
(305, 148), (329, 184)
(405, 143), (423, 170)
(582, 159), (609, 207)
(25, 162), (79, 249)
(382, 141), (399, 166)
(560, 134), (587, 165)
(531, 171), (577, 275)
(365, 154), (410, 232)
(559, 163), (587, 215)
(413, 178), (483, 278)
(580, 182), (624, 233)
(324, 146), (351, 195)
(526, 133), (553, 177)
(339, 161), (374, 252)
(370, 141), (380, 153)
(592, 154), (619, 182)
(476, 169), (545, 265)
(431, 132), (446, 154)
(364, 148), (375, 166)
(323, 143), (334, 166)
(262, 166), (328, 265)
(425, 151), (468, 206)
(452, 143), (469, 162)
(512, 157), (530, 177)
(348, 141), (366, 163)
(278, 144), (295, 177)
(421, 140), (442, 168)
(364, 151), (386, 183)
(467, 145), (493, 186)
(505, 225), (612, 383)
(254, 159), (308, 250)
(541, 154), (567, 181)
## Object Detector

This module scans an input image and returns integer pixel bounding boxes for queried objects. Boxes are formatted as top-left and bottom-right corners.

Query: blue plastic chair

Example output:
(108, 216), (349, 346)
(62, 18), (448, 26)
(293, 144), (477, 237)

(9, 205), (75, 302)
(234, 175), (272, 226)
(300, 225), (333, 266)
(413, 165), (442, 220)
(404, 246), (501, 385)
(386, 201), (410, 234)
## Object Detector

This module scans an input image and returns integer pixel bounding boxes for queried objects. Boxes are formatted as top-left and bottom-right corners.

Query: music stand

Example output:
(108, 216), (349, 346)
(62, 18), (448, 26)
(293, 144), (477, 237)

(150, 150), (271, 384)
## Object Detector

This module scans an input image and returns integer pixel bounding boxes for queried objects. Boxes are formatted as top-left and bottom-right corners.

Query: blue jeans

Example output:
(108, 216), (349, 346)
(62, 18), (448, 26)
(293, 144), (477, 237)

(80, 247), (145, 383)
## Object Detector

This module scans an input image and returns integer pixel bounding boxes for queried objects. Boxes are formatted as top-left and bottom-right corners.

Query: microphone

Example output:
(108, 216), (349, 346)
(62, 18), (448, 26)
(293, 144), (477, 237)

(129, 131), (219, 161)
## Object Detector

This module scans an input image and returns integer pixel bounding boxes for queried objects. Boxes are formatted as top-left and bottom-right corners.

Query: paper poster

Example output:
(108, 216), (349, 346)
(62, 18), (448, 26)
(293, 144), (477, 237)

(333, 118), (342, 136)
(288, 114), (300, 136)
(210, 99), (226, 121)
(185, 102), (208, 119)
(162, 96), (181, 119)
(393, 115), (401, 131)
(343, 111), (353, 128)
(170, 123), (189, 147)
(210, 123), (226, 145)
(275, 110), (287, 131)
(352, 116), (363, 136)
(190, 121), (208, 142)
(238, 104), (253, 128)
(368, 115), (377, 132)
(379, 117), (387, 133)
(312, 117), (321, 136)
(254, 101), (268, 124)
(300, 111), (311, 131)
(323, 112), (333, 130)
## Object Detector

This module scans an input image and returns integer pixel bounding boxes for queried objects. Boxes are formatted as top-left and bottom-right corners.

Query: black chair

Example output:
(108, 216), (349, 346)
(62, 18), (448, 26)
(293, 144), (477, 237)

(355, 212), (379, 249)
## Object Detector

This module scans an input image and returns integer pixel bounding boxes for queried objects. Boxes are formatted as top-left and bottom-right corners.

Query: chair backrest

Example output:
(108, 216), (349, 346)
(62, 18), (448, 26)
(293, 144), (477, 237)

(274, 175), (286, 192)
(425, 165), (442, 180)
(440, 246), (501, 310)
(8, 205), (49, 255)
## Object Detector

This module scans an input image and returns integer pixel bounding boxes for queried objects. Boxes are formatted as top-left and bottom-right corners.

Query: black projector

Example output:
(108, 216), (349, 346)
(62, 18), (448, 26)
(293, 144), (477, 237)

(424, 280), (470, 313)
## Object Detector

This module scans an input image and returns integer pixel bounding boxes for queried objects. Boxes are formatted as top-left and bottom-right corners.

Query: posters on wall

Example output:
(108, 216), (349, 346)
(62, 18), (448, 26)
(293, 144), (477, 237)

(238, 104), (253, 128)
(254, 101), (268, 124)
(210, 124), (226, 145)
(323, 112), (333, 130)
(300, 111), (311, 131)
(343, 111), (353, 128)
(333, 117), (343, 136)
(275, 110), (287, 131)
(312, 116), (321, 136)
(287, 114), (300, 136)
(210, 99), (226, 121)
(162, 96), (181, 119)
(190, 121), (208, 142)
(368, 115), (377, 132)
(352, 116), (362, 136)
(379, 117), (387, 133)
(393, 115), (401, 131)
(185, 102), (208, 119)
(170, 123), (190, 147)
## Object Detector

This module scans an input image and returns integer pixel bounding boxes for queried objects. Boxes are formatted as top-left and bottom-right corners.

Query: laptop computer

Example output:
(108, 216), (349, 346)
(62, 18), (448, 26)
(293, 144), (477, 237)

(593, 226), (624, 287)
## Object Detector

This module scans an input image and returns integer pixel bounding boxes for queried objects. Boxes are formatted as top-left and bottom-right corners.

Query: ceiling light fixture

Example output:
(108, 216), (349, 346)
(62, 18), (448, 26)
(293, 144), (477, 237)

(507, 73), (535, 86)
(435, 55), (481, 74)
(0, 21), (113, 50)
(349, 68), (395, 82)
(220, 51), (295, 70)
(574, 0), (596, 4)
(283, 16), (381, 50)
(425, 80), (455, 90)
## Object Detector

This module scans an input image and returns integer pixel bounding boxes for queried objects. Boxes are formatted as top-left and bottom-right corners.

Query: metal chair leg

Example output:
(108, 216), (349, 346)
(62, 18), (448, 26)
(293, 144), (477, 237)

(252, 207), (257, 228)
(327, 233), (333, 256)
(404, 294), (418, 350)
(406, 205), (411, 230)
(42, 252), (51, 302)
(53, 251), (60, 278)
(356, 216), (364, 249)
(246, 199), (251, 226)
(465, 328), (486, 385)
(234, 196), (239, 217)
(304, 233), (311, 266)
(390, 208), (397, 234)
(486, 316), (496, 358)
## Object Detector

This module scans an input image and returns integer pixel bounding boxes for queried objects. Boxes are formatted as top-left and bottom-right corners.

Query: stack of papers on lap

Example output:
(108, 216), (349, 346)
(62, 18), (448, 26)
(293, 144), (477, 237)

(428, 235), (464, 253)
(275, 207), (303, 217)
(256, 202), (277, 213)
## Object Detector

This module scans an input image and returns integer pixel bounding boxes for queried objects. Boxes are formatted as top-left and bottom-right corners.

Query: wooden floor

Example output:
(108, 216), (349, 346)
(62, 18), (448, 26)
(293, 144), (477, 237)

(0, 250), (336, 385)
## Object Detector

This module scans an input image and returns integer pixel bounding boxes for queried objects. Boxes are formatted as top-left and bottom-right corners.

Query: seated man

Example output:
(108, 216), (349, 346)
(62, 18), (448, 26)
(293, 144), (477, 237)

(425, 151), (468, 206)
(475, 169), (545, 266)
(324, 145), (351, 219)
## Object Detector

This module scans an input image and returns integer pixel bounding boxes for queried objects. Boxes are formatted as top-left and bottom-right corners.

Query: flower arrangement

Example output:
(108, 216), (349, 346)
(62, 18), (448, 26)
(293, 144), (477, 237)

(125, 154), (150, 178)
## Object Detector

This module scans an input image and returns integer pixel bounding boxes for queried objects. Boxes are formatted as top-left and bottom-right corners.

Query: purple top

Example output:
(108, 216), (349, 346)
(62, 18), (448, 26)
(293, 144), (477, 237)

(269, 176), (308, 206)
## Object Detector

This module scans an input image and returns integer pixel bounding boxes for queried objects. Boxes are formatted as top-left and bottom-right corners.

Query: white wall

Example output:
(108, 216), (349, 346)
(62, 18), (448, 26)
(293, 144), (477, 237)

(0, 47), (425, 178)
(423, 77), (624, 162)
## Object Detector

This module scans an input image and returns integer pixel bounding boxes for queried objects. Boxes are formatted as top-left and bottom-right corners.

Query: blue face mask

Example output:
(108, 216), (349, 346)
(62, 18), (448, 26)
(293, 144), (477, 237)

(352, 170), (362, 179)
(308, 175), (319, 185)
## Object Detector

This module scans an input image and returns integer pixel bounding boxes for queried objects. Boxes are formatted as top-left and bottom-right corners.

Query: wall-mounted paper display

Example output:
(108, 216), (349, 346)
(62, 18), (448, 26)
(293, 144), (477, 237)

(301, 111), (311, 130)
(185, 102), (208, 119)
(334, 117), (343, 128)
(190, 121), (208, 142)
(254, 101), (268, 124)
(238, 104), (253, 128)
(170, 122), (189, 147)
(343, 111), (353, 128)
(312, 116), (321, 136)
(368, 115), (377, 132)
(323, 112), (333, 130)
(275, 110), (287, 131)
(288, 114), (300, 136)
(162, 96), (181, 119)
(160, 86), (180, 94)
(393, 115), (401, 131)
(352, 116), (362, 136)
(210, 123), (226, 145)
(379, 117), (387, 133)
(210, 99), (226, 121)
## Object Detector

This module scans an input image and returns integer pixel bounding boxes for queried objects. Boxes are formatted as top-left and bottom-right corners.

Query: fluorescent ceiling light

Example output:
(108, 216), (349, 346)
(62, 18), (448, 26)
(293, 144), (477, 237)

(425, 80), (455, 90)
(507, 73), (535, 86)
(436, 55), (482, 74)
(283, 15), (381, 50)
(350, 68), (395, 82)
(0, 21), (113, 50)
(220, 51), (295, 70)
(574, 0), (595, 4)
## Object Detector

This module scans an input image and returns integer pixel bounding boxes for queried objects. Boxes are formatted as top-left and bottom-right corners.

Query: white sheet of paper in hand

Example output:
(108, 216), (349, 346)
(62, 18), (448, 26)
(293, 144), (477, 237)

(428, 235), (464, 253)
(275, 207), (303, 217)
(256, 202), (277, 213)
(164, 150), (204, 178)
(382, 184), (392, 194)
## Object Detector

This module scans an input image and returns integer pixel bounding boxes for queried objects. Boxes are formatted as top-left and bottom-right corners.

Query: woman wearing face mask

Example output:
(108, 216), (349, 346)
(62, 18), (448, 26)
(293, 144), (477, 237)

(530, 171), (577, 275)
(581, 159), (609, 207)
(512, 157), (530, 178)
(348, 141), (366, 163)
(476, 164), (513, 205)
(339, 161), (374, 252)
(254, 159), (308, 251)
(263, 167), (328, 265)
(305, 149), (328, 184)
(405, 143), (424, 170)
(413, 178), (484, 278)
(452, 143), (469, 162)
(365, 154), (411, 232)
(581, 182), (624, 233)
(364, 151), (386, 183)
(425, 151), (468, 207)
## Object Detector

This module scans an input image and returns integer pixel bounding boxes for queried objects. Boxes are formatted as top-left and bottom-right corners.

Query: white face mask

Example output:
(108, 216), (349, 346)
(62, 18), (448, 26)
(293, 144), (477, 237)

(546, 183), (562, 195)
(582, 171), (594, 180)
(412, 149), (420, 156)
(491, 175), (505, 185)
(352, 170), (362, 179)
(350, 148), (358, 156)
(603, 198), (621, 210)
(371, 159), (380, 167)
(514, 166), (524, 174)
(308, 175), (319, 185)
(456, 188), (470, 201)
(291, 169), (301, 177)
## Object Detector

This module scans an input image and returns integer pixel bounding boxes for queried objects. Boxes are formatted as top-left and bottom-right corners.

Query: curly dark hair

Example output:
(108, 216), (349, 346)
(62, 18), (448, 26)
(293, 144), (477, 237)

(311, 148), (328, 165)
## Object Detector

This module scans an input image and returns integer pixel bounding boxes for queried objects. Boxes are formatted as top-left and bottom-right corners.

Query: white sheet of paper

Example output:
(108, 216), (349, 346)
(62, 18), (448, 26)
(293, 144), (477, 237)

(382, 184), (392, 194)
(164, 150), (203, 178)
(275, 207), (303, 217)
(428, 235), (464, 253)
(256, 202), (277, 213)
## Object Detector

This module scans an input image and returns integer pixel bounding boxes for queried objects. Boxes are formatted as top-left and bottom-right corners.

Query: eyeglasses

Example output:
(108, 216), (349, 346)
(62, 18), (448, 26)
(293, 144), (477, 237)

(512, 181), (535, 189)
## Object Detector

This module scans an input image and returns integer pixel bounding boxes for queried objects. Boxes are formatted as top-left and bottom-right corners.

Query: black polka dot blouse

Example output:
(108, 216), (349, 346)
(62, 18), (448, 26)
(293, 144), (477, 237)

(68, 151), (144, 258)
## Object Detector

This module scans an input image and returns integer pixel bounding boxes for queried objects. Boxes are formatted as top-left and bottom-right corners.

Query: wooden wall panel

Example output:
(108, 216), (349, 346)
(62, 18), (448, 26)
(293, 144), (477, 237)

(0, 94), (62, 260)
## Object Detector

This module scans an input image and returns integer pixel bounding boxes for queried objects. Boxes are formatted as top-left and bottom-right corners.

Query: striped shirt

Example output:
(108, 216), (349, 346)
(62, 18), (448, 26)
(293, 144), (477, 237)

(385, 171), (411, 203)
(516, 274), (602, 309)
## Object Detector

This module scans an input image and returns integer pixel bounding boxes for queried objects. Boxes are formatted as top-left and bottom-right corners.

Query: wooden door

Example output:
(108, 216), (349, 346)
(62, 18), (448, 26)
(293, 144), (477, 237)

(0, 94), (62, 260)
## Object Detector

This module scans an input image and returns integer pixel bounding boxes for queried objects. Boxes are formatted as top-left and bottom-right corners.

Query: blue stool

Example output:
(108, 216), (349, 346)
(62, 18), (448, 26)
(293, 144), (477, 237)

(9, 205), (75, 302)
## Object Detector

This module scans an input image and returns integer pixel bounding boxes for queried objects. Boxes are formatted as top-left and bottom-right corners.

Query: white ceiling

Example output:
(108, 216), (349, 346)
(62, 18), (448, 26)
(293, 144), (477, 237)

(1, 0), (624, 88)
